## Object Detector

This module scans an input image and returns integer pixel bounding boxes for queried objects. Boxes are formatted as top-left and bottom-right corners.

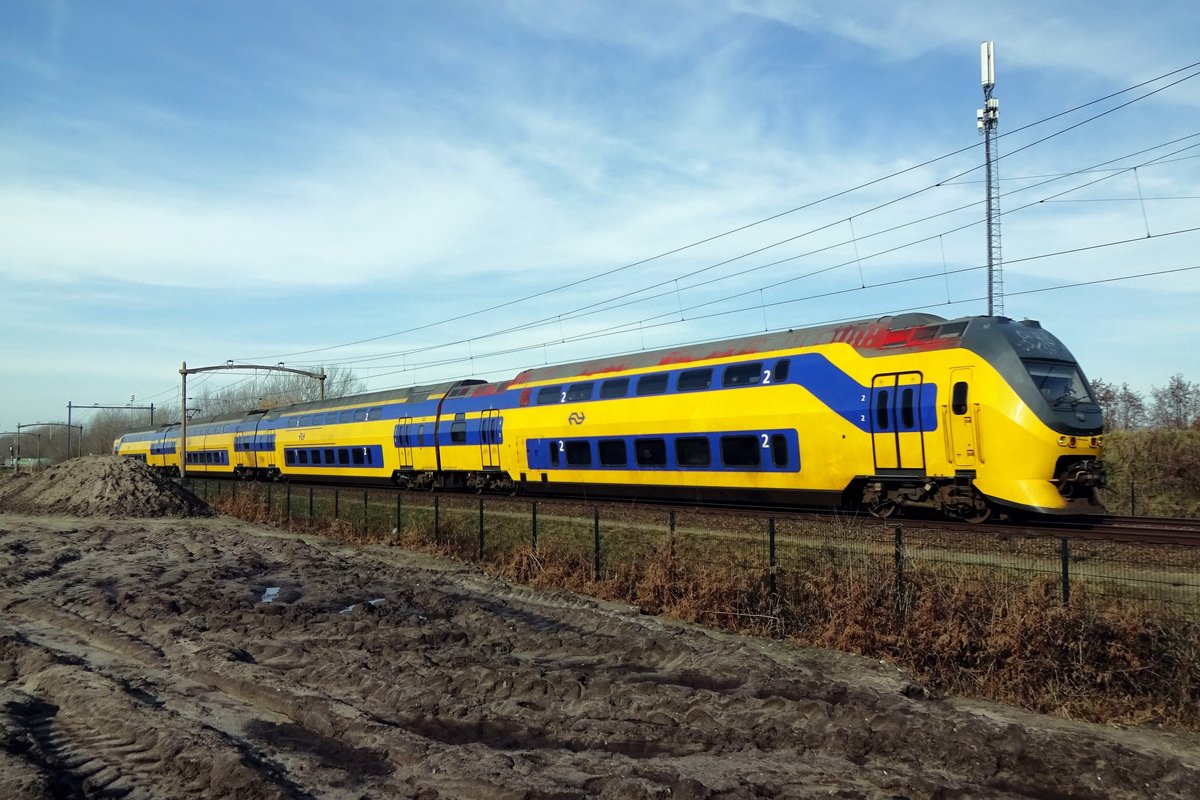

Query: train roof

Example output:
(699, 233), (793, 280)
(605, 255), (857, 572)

(508, 312), (956, 385)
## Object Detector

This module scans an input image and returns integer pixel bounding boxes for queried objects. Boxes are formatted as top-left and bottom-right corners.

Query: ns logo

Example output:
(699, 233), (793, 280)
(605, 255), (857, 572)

(567, 412), (586, 426)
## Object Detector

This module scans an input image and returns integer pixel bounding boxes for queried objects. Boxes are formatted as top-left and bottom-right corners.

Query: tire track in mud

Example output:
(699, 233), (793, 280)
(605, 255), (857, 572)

(2, 514), (1198, 799)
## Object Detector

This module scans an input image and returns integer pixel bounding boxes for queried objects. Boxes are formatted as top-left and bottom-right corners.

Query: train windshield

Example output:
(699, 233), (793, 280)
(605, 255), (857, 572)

(1024, 360), (1094, 406)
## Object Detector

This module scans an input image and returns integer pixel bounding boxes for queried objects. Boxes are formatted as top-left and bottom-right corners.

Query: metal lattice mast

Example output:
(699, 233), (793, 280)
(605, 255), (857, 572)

(977, 42), (1003, 316)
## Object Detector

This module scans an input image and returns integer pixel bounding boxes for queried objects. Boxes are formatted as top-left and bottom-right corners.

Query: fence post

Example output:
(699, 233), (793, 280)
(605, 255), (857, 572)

(531, 501), (538, 552)
(434, 495), (441, 545)
(768, 517), (777, 603)
(593, 506), (601, 581)
(1060, 537), (1071, 605)
(893, 525), (905, 615)
(478, 497), (485, 560)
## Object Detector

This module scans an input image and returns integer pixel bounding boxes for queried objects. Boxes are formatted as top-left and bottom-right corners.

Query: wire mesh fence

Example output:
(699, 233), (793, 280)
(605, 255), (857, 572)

(186, 479), (1200, 622)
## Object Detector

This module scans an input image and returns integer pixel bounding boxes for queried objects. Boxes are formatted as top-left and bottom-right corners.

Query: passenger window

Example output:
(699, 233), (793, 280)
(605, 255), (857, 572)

(451, 414), (467, 444)
(634, 438), (667, 466)
(550, 440), (561, 467)
(353, 409), (367, 422)
(285, 451), (296, 465)
(678, 369), (713, 392)
(298, 450), (309, 465)
(338, 448), (349, 465)
(675, 437), (711, 467)
(774, 359), (790, 382)
(901, 388), (916, 430)
(311, 450), (323, 465)
(722, 364), (762, 387)
(636, 374), (668, 396)
(952, 382), (969, 415)
(340, 411), (353, 424)
(536, 386), (562, 405)
(720, 435), (760, 467)
(353, 448), (365, 465)
(771, 434), (789, 468)
(325, 449), (335, 463)
(600, 378), (630, 399)
(598, 439), (627, 467)
(565, 441), (592, 466)
(565, 383), (594, 402)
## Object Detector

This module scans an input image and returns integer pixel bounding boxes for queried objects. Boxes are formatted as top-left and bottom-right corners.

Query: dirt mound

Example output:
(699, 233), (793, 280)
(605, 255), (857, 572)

(0, 456), (213, 518)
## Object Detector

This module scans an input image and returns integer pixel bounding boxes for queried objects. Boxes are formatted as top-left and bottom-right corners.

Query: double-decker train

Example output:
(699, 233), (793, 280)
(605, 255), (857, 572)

(114, 313), (1107, 520)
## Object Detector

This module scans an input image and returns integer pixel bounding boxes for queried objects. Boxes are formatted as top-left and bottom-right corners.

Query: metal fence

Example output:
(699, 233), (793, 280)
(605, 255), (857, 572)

(185, 480), (1200, 622)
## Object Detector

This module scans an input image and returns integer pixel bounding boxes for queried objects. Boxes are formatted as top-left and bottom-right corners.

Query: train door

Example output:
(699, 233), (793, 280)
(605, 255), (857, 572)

(948, 368), (977, 467)
(870, 372), (926, 473)
(480, 409), (502, 471)
(396, 416), (414, 469)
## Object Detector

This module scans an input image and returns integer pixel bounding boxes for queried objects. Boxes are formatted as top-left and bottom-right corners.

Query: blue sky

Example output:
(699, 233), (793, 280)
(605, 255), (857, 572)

(2, 0), (1198, 429)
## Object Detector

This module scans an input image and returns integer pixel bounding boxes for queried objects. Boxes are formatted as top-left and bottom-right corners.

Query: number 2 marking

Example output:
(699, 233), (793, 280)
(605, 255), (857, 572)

(761, 434), (770, 448)
(763, 369), (772, 385)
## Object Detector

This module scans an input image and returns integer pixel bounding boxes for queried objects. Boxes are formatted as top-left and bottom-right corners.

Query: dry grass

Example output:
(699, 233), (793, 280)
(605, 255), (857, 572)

(207, 486), (1200, 731)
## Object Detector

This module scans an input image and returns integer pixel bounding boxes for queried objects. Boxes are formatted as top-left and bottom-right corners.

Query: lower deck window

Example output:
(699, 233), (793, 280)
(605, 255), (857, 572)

(675, 437), (711, 467)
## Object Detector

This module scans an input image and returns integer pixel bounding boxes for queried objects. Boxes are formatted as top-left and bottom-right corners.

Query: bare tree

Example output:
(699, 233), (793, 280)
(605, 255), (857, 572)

(1149, 374), (1200, 430)
(192, 365), (366, 418)
(1090, 379), (1147, 431)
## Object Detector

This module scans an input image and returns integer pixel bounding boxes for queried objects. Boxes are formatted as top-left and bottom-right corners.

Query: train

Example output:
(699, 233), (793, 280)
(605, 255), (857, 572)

(114, 313), (1107, 521)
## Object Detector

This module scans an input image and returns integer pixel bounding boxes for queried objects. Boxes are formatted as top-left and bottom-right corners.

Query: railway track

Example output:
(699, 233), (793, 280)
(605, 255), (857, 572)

(194, 476), (1200, 548)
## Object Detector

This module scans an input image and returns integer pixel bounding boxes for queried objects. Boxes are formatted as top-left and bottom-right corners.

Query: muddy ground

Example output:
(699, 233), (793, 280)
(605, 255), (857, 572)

(1, 462), (1199, 798)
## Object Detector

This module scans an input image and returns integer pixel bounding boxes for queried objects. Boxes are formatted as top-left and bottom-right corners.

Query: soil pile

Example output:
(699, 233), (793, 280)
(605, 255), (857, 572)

(0, 456), (212, 518)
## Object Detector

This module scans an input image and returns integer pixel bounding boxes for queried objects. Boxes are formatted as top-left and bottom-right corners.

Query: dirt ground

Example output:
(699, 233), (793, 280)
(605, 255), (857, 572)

(2, 461), (1199, 799)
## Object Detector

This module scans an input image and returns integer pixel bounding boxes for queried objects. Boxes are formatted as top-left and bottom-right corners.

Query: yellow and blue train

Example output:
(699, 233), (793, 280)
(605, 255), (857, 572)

(114, 313), (1107, 520)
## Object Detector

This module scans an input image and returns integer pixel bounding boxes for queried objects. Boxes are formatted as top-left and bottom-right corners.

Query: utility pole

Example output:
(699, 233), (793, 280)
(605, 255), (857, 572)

(977, 41), (1003, 317)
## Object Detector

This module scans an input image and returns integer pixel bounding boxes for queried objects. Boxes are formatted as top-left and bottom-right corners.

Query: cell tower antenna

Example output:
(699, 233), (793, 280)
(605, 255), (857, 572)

(977, 41), (1003, 316)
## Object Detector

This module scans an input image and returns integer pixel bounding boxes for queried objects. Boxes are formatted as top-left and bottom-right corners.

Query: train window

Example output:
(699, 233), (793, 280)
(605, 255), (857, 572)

(565, 441), (592, 466)
(774, 359), (790, 382)
(536, 386), (562, 405)
(938, 321), (968, 338)
(451, 413), (467, 444)
(720, 435), (760, 467)
(952, 382), (969, 415)
(300, 415), (312, 427)
(367, 407), (381, 420)
(636, 374), (668, 396)
(901, 388), (916, 430)
(598, 439), (627, 467)
(875, 390), (890, 429)
(634, 438), (667, 466)
(678, 369), (712, 392)
(298, 450), (309, 465)
(676, 437), (711, 467)
(417, 424), (426, 446)
(340, 411), (354, 424)
(565, 383), (594, 402)
(285, 451), (295, 465)
(600, 378), (630, 399)
(325, 448), (335, 464)
(338, 448), (350, 465)
(353, 448), (365, 465)
(723, 363), (762, 387)
(550, 440), (561, 466)
(771, 434), (789, 468)
(353, 409), (368, 422)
